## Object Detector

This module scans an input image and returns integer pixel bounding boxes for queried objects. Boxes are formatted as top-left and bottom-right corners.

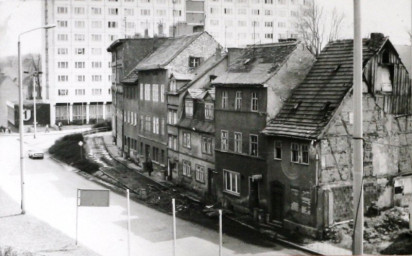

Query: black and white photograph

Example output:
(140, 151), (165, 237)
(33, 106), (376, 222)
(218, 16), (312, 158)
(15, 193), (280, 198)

(0, 0), (411, 255)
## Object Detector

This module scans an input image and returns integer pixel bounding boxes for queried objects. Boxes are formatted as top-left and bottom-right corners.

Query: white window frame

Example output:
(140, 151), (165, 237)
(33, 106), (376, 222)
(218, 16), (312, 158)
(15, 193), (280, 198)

(221, 130), (228, 151)
(291, 143), (300, 163)
(152, 84), (159, 102)
(182, 160), (191, 177)
(185, 100), (193, 117)
(251, 92), (258, 112)
(224, 169), (240, 195)
(234, 132), (242, 153)
(183, 132), (191, 148)
(195, 165), (205, 183)
(250, 134), (258, 156)
(222, 91), (228, 109)
(205, 102), (214, 120)
(235, 91), (242, 110)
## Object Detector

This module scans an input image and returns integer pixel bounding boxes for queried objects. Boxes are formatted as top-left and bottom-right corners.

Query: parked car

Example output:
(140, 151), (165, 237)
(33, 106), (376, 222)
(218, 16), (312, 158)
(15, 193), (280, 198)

(28, 150), (44, 159)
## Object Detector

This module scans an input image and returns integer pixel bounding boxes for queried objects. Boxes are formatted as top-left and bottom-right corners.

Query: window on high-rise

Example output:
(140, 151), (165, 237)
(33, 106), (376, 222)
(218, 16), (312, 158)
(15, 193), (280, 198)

(58, 62), (68, 69)
(58, 48), (68, 55)
(108, 21), (117, 28)
(75, 62), (85, 69)
(75, 20), (85, 28)
(58, 75), (68, 82)
(92, 62), (102, 68)
(74, 7), (85, 15)
(91, 7), (102, 15)
(57, 7), (68, 14)
(75, 89), (85, 95)
(75, 48), (85, 55)
(74, 34), (85, 41)
(124, 8), (134, 16)
(57, 34), (68, 41)
(91, 34), (102, 41)
(77, 75), (85, 82)
(92, 75), (102, 82)
(108, 8), (118, 15)
(57, 20), (68, 27)
(141, 9), (150, 15)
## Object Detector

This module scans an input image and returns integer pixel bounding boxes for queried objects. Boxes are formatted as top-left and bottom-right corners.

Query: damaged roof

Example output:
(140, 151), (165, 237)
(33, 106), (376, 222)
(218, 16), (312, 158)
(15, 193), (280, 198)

(122, 70), (139, 83)
(212, 41), (299, 86)
(177, 118), (215, 134)
(135, 32), (204, 71)
(263, 35), (389, 139)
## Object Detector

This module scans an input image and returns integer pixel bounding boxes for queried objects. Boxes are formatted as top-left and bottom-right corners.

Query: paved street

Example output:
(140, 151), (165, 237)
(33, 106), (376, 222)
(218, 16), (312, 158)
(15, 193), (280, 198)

(0, 133), (307, 256)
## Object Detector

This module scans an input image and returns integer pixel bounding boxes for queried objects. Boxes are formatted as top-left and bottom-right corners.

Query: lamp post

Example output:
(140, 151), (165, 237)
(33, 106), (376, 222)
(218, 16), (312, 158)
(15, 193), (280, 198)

(18, 24), (55, 214)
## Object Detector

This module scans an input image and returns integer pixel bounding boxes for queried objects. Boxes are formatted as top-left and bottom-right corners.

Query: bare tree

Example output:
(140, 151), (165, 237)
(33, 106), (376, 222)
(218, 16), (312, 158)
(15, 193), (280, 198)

(296, 1), (345, 57)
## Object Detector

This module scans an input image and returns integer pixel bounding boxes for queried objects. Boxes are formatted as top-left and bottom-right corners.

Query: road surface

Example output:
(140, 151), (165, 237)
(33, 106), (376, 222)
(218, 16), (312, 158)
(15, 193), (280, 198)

(0, 132), (307, 256)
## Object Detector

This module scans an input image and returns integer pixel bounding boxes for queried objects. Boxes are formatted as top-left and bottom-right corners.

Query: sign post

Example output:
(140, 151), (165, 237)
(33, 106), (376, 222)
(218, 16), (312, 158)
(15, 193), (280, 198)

(219, 210), (222, 256)
(127, 189), (131, 256)
(75, 189), (110, 246)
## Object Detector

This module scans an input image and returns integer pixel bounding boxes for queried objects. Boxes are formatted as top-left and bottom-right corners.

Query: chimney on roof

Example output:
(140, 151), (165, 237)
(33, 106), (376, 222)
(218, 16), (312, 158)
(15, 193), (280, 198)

(369, 33), (385, 50)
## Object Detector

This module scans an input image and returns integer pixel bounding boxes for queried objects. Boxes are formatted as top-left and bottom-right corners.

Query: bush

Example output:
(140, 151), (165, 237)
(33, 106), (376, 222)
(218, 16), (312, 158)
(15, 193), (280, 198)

(92, 120), (112, 130)
(49, 133), (99, 174)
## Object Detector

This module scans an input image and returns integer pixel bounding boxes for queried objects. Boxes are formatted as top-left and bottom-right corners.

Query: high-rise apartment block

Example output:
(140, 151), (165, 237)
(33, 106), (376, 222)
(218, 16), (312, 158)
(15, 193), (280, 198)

(42, 0), (188, 124)
(205, 0), (311, 47)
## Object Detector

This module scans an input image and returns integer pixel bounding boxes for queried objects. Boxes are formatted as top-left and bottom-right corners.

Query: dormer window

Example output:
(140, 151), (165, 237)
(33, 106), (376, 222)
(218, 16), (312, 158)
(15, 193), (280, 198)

(185, 100), (193, 117)
(189, 56), (201, 68)
(170, 79), (177, 92)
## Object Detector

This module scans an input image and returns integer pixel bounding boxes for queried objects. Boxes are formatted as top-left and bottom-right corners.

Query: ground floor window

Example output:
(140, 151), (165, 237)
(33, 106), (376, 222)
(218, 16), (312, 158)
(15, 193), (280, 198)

(56, 105), (69, 120)
(195, 165), (205, 183)
(224, 169), (240, 195)
(182, 160), (191, 177)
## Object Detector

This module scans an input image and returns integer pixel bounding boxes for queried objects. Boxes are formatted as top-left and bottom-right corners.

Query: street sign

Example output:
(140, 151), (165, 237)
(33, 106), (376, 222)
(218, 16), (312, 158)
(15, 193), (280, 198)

(78, 189), (109, 207)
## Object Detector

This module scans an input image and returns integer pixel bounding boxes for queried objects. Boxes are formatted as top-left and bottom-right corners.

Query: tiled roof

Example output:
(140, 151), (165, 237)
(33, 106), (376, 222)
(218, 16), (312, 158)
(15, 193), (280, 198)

(177, 118), (215, 133)
(122, 71), (138, 83)
(135, 32), (204, 71)
(263, 37), (388, 139)
(212, 41), (299, 86)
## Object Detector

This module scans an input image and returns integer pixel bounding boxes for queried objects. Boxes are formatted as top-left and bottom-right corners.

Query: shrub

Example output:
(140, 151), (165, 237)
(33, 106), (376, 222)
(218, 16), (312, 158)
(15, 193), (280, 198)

(49, 133), (99, 174)
(92, 120), (112, 130)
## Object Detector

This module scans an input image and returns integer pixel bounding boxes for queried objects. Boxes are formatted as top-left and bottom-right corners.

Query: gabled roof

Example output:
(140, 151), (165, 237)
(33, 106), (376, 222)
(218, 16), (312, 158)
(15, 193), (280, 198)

(263, 35), (389, 139)
(170, 72), (194, 81)
(135, 32), (204, 71)
(212, 41), (299, 86)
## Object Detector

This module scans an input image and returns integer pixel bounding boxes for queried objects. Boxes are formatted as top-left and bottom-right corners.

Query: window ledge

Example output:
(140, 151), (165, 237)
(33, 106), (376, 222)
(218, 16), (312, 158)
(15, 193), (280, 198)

(223, 190), (240, 197)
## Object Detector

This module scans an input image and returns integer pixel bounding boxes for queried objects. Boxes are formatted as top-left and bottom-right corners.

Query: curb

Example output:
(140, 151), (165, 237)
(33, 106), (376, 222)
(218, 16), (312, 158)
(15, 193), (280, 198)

(97, 136), (168, 189)
(225, 215), (324, 256)
(97, 135), (326, 255)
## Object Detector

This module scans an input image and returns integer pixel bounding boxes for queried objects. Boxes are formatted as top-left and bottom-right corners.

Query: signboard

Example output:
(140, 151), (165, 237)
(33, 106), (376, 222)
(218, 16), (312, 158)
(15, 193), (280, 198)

(78, 189), (110, 207)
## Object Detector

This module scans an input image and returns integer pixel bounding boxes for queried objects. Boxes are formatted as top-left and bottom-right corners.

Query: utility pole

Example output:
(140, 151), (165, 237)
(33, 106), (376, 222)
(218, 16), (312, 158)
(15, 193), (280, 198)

(352, 0), (364, 255)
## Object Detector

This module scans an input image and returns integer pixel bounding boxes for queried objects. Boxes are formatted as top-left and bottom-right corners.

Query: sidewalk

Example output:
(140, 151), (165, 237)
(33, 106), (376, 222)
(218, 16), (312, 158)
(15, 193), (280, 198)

(97, 132), (352, 256)
(0, 189), (98, 256)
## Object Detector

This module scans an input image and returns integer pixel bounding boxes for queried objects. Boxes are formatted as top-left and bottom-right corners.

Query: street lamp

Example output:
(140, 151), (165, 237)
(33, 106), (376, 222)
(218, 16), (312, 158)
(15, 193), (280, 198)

(18, 24), (55, 214)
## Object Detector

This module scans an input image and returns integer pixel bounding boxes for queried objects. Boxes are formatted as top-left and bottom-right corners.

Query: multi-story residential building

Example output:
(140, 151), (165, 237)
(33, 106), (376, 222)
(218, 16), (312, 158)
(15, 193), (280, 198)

(263, 33), (412, 237)
(212, 41), (314, 215)
(107, 37), (168, 151)
(167, 50), (227, 199)
(205, 0), (312, 47)
(129, 32), (220, 173)
(41, 0), (188, 125)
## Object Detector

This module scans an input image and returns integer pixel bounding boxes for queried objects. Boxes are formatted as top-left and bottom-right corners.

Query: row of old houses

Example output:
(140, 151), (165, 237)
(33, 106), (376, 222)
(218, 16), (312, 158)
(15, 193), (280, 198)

(107, 32), (412, 238)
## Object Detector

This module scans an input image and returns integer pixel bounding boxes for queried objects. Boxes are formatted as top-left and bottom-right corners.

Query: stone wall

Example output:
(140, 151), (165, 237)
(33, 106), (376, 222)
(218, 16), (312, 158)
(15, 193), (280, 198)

(320, 92), (412, 223)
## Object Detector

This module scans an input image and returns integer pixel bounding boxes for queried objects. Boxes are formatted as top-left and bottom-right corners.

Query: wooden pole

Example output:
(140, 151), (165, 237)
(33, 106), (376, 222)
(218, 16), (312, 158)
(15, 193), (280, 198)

(127, 189), (131, 256)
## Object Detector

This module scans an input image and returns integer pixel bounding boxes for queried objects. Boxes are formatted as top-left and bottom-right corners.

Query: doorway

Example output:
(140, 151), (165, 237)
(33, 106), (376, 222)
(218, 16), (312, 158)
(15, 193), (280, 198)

(270, 181), (284, 222)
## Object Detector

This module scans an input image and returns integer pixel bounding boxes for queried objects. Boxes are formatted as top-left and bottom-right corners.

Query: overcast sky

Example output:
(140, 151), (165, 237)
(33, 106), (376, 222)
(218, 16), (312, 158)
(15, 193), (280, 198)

(0, 0), (410, 58)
